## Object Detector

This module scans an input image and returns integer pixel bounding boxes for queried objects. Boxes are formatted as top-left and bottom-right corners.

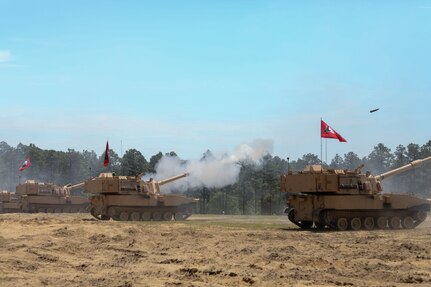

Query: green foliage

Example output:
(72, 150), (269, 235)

(0, 139), (429, 214)
(165, 151), (178, 157)
(343, 152), (362, 170)
(387, 142), (431, 197)
(207, 190), (240, 215)
(121, 149), (148, 176)
(148, 152), (163, 173)
(367, 143), (394, 173)
(292, 153), (321, 171)
(103, 149), (122, 175)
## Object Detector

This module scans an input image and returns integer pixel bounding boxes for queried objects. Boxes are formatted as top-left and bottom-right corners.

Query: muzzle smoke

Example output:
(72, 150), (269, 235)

(149, 139), (273, 192)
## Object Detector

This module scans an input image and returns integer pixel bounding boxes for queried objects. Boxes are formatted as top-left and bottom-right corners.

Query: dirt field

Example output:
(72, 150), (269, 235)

(0, 213), (430, 287)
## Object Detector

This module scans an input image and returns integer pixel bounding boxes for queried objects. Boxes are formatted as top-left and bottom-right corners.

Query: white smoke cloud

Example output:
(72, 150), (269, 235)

(147, 139), (273, 193)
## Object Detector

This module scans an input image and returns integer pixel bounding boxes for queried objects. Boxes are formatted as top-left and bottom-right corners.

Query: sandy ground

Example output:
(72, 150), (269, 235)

(0, 213), (430, 287)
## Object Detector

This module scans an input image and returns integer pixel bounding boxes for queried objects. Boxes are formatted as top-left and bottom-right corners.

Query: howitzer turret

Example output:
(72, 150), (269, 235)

(145, 173), (190, 195)
(85, 172), (198, 221)
(0, 180), (90, 214)
(0, 190), (21, 213)
(281, 156), (431, 231)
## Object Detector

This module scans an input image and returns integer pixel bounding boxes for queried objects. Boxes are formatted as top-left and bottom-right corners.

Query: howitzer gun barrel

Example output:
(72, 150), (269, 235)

(158, 173), (189, 186)
(65, 182), (85, 190)
(376, 156), (431, 180)
(63, 182), (85, 196)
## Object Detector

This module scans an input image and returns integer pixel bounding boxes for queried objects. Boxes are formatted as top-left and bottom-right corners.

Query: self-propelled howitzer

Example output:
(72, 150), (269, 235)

(0, 190), (21, 213)
(85, 172), (198, 221)
(280, 156), (431, 231)
(3, 180), (90, 213)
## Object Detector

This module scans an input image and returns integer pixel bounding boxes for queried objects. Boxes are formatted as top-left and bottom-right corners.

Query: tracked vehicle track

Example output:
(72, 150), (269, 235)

(287, 208), (428, 231)
(90, 202), (195, 221)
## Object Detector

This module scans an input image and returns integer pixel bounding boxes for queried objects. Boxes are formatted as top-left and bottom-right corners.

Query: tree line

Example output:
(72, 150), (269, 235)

(0, 140), (430, 215)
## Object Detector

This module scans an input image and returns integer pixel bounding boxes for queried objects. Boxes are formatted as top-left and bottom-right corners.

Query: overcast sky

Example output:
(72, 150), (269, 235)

(1, 1), (430, 161)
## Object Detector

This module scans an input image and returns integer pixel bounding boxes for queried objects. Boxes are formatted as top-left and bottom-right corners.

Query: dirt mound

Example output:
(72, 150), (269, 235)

(0, 213), (430, 286)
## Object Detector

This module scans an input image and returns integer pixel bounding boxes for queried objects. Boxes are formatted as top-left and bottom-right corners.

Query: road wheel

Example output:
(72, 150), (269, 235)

(141, 211), (151, 221)
(100, 215), (110, 221)
(78, 208), (86, 213)
(287, 209), (295, 222)
(350, 217), (362, 231)
(108, 208), (117, 218)
(91, 207), (110, 220)
(336, 217), (348, 231)
(376, 217), (387, 229)
(130, 212), (140, 221)
(54, 208), (62, 213)
(63, 207), (71, 213)
(299, 221), (313, 229)
(415, 210), (427, 222)
(315, 221), (325, 230)
(46, 208), (54, 213)
(38, 208), (46, 213)
(174, 212), (185, 221)
(152, 211), (162, 221)
(389, 217), (400, 229)
(90, 207), (97, 216)
(163, 211), (173, 221)
(363, 217), (375, 230)
(119, 212), (129, 221)
(402, 216), (415, 229)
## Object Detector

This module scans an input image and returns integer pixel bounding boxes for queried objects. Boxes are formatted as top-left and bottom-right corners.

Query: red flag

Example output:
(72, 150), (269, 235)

(321, 120), (347, 142)
(19, 158), (32, 171)
(103, 141), (109, 167)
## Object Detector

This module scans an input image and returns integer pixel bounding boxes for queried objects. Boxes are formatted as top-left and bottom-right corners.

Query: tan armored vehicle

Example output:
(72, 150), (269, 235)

(280, 156), (431, 230)
(0, 191), (22, 213)
(85, 172), (198, 221)
(15, 180), (89, 213)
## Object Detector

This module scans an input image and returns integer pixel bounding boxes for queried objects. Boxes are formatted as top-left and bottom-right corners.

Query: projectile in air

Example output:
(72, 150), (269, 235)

(370, 108), (380, 113)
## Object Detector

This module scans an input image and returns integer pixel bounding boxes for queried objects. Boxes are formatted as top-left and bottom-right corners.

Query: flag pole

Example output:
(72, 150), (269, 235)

(325, 138), (328, 165)
(320, 117), (323, 164)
